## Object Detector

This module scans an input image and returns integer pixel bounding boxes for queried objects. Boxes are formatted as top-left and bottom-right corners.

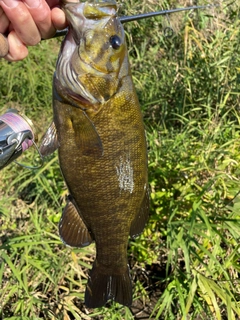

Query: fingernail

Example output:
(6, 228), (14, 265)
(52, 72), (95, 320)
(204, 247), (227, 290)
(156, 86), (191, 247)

(1, 0), (19, 8)
(24, 0), (40, 8)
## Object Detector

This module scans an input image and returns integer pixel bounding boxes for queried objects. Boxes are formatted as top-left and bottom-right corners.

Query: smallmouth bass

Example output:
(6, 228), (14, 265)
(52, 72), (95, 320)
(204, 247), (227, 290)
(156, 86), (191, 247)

(40, 0), (149, 308)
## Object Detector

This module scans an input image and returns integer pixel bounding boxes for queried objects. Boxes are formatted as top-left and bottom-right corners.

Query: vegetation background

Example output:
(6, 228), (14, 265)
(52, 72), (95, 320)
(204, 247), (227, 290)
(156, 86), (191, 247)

(0, 0), (239, 319)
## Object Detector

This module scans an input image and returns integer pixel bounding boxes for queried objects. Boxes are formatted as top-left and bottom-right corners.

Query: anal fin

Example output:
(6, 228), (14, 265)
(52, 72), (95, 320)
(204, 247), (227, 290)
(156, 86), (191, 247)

(130, 186), (150, 238)
(59, 197), (93, 247)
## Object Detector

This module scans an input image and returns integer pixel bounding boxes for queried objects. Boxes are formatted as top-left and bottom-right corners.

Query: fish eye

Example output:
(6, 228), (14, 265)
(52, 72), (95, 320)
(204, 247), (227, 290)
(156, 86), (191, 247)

(109, 35), (122, 50)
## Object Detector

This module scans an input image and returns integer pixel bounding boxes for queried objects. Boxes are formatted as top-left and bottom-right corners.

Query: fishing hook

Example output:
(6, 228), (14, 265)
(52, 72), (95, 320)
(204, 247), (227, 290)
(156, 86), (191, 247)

(163, 13), (174, 38)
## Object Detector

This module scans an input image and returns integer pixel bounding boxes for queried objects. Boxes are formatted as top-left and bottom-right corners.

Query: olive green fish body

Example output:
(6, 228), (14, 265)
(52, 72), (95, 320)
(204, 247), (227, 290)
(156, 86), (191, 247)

(41, 0), (149, 308)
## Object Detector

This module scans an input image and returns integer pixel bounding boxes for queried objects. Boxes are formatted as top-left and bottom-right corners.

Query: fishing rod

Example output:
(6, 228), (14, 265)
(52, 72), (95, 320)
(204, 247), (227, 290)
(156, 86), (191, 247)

(0, 4), (218, 57)
(53, 4), (218, 38)
(120, 4), (217, 23)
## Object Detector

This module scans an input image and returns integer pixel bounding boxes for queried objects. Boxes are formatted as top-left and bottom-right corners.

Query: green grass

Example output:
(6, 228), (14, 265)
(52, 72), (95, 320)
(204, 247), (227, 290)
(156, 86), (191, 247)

(0, 0), (240, 319)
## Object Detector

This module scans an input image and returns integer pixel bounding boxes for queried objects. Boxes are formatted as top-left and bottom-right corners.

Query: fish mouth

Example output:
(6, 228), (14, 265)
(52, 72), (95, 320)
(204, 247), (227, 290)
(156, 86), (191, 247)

(83, 1), (117, 19)
(63, 1), (117, 36)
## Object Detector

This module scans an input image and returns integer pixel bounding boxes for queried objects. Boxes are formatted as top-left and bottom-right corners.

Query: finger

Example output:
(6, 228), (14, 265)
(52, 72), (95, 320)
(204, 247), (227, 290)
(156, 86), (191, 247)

(51, 7), (67, 30)
(23, 0), (56, 39)
(0, 6), (9, 33)
(0, 33), (8, 57)
(51, 0), (80, 31)
(0, 0), (41, 46)
(4, 30), (28, 61)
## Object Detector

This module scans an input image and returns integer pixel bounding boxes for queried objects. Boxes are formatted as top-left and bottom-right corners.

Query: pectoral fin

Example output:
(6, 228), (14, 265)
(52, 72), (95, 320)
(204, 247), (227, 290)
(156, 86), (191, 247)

(73, 110), (103, 157)
(59, 197), (93, 247)
(39, 122), (59, 157)
(130, 186), (150, 238)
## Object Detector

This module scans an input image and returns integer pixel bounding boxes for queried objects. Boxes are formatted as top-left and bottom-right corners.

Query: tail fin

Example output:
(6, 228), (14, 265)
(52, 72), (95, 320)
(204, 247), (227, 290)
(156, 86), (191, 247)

(84, 261), (132, 308)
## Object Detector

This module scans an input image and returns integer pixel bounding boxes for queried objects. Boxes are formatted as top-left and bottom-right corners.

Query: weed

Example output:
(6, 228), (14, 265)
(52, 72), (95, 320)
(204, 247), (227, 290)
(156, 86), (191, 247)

(0, 1), (240, 319)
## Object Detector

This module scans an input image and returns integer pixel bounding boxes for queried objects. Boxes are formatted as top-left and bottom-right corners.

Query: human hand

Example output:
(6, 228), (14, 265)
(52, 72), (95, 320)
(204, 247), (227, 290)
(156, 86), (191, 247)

(0, 0), (68, 61)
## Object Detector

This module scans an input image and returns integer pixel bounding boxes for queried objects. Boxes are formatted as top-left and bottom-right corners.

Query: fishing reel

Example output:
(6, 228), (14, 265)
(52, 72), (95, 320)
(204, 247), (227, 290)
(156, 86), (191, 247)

(0, 110), (40, 170)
